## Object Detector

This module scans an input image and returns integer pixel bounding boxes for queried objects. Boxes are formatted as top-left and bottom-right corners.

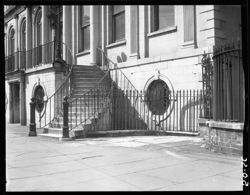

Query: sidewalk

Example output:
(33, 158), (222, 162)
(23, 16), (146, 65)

(6, 124), (243, 191)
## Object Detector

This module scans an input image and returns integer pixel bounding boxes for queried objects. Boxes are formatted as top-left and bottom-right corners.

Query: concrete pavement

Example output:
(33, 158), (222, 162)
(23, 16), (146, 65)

(6, 124), (243, 191)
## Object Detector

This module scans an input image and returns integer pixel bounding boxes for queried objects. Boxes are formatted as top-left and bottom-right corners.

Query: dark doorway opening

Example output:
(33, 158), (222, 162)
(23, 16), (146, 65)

(10, 82), (20, 123)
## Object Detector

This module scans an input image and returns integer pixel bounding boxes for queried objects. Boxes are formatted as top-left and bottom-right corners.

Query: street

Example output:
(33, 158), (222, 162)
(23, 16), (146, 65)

(6, 124), (242, 191)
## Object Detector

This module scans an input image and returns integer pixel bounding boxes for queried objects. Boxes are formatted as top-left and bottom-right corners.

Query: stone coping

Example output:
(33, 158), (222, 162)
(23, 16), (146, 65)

(198, 118), (211, 125)
(208, 121), (244, 131)
(25, 63), (53, 74)
(198, 118), (244, 131)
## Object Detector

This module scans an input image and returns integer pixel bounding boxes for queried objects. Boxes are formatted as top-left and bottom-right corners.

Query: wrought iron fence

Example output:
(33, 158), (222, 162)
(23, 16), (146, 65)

(213, 40), (244, 122)
(201, 52), (213, 119)
(65, 87), (205, 133)
(111, 89), (204, 133)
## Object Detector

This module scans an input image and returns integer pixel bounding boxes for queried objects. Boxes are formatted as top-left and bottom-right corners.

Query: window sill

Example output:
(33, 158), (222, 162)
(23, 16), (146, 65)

(76, 50), (90, 57)
(129, 53), (139, 57)
(147, 25), (177, 38)
(106, 40), (126, 49)
(182, 41), (197, 48)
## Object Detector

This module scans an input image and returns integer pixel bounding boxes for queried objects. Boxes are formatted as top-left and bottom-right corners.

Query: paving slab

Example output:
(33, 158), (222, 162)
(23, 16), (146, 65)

(115, 172), (177, 191)
(156, 175), (242, 191)
(5, 124), (243, 191)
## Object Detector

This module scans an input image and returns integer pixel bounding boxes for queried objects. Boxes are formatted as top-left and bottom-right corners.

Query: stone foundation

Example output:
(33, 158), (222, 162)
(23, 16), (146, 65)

(198, 118), (243, 156)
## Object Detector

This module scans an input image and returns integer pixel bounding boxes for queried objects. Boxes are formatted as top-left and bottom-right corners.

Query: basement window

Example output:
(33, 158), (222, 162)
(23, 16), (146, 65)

(34, 85), (45, 113)
(146, 79), (170, 115)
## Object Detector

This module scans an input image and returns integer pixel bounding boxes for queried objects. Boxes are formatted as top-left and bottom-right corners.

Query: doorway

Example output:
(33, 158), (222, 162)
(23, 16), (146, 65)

(10, 82), (20, 123)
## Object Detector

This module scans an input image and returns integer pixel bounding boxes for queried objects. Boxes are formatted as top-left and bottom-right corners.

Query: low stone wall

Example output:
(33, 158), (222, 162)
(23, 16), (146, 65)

(198, 118), (243, 156)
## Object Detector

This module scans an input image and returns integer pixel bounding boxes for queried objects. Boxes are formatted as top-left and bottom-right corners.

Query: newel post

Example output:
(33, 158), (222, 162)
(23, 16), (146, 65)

(62, 96), (69, 139)
(29, 97), (37, 136)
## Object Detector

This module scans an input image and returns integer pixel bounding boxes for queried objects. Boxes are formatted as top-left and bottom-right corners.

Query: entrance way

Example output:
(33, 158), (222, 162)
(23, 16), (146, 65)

(10, 82), (20, 123)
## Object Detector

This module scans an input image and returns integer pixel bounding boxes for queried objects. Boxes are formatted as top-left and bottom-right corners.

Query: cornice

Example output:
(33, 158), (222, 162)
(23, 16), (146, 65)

(4, 6), (26, 24)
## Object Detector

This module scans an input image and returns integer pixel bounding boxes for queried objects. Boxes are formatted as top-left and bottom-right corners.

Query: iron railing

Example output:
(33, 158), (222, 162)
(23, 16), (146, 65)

(111, 89), (204, 133)
(201, 52), (213, 119)
(213, 40), (244, 122)
(67, 71), (112, 131)
(26, 41), (56, 69)
(20, 51), (26, 70)
(39, 42), (74, 128)
(5, 51), (19, 73)
(5, 41), (56, 73)
(96, 48), (138, 93)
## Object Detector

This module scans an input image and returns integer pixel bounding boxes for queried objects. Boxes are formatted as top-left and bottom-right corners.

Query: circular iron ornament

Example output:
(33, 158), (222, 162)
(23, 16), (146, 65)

(145, 79), (170, 115)
(144, 73), (175, 122)
(34, 85), (45, 113)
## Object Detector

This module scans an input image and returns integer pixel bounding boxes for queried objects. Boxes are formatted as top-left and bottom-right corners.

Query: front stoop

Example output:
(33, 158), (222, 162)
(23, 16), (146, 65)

(39, 127), (85, 140)
(84, 130), (156, 138)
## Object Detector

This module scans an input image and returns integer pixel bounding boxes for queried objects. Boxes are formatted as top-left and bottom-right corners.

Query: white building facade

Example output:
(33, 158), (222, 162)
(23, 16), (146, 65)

(5, 5), (242, 130)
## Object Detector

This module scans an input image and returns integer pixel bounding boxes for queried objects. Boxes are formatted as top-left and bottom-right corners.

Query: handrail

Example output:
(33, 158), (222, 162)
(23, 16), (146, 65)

(67, 66), (112, 130)
(96, 47), (137, 92)
(69, 70), (110, 104)
(39, 41), (74, 128)
(66, 48), (140, 131)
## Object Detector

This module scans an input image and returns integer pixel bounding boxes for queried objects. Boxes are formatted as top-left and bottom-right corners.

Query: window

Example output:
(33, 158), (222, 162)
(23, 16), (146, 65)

(35, 10), (42, 64)
(8, 28), (15, 69)
(112, 5), (125, 42)
(21, 20), (26, 68)
(151, 5), (175, 32)
(146, 79), (171, 115)
(35, 11), (42, 46)
(183, 6), (195, 42)
(34, 85), (45, 113)
(9, 28), (15, 54)
(21, 20), (26, 51)
(79, 6), (90, 52)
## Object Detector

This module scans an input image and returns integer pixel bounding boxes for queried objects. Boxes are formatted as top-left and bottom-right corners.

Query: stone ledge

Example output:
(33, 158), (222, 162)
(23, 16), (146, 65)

(208, 121), (244, 131)
(198, 118), (211, 126)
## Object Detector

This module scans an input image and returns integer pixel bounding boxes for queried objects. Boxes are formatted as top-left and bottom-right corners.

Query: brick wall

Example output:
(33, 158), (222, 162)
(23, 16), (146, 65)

(198, 119), (243, 155)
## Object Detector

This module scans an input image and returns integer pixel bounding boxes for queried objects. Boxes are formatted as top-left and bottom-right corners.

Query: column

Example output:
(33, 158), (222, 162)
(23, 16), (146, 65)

(71, 6), (76, 64)
(101, 5), (106, 68)
(126, 6), (139, 59)
(26, 6), (32, 69)
(90, 6), (99, 65)
(5, 24), (8, 56)
(125, 6), (131, 55)
(14, 14), (19, 70)
(63, 6), (72, 63)
(138, 6), (149, 58)
(42, 6), (49, 63)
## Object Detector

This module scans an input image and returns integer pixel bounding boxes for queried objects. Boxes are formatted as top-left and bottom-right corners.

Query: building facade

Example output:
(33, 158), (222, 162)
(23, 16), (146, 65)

(5, 5), (243, 140)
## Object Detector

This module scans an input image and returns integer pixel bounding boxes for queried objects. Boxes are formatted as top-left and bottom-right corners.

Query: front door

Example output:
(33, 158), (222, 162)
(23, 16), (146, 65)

(10, 82), (20, 123)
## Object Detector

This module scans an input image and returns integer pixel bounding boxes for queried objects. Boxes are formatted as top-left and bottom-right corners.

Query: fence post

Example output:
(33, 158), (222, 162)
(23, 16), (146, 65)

(29, 97), (37, 136)
(61, 96), (71, 140)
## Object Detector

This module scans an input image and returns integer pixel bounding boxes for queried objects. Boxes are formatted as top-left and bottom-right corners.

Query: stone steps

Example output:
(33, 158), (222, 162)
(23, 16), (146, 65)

(43, 64), (111, 139)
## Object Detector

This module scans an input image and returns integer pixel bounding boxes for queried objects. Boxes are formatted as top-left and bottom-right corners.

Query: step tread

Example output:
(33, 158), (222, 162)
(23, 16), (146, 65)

(39, 133), (61, 138)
